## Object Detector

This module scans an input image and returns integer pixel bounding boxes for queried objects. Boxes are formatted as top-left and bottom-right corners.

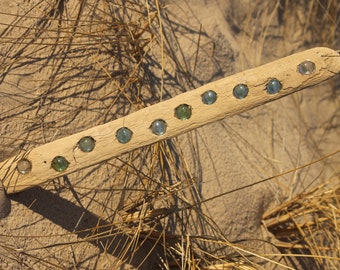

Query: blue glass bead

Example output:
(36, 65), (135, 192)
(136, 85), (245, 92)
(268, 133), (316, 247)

(78, 136), (96, 152)
(233, 84), (249, 99)
(201, 90), (217, 105)
(298, 60), (315, 75)
(17, 159), (32, 175)
(51, 156), (69, 172)
(116, 127), (133, 143)
(150, 119), (167, 135)
(175, 104), (192, 120)
(266, 79), (282, 94)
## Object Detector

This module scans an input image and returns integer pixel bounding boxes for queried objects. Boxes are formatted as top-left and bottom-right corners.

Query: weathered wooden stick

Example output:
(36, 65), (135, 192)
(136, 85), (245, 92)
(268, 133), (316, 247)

(1, 47), (339, 194)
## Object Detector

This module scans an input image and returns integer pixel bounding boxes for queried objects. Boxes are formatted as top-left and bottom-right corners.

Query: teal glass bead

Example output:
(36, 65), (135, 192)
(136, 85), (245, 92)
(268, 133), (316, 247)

(51, 156), (69, 172)
(150, 119), (167, 135)
(116, 127), (133, 143)
(175, 104), (192, 120)
(233, 84), (249, 99)
(266, 79), (282, 94)
(17, 159), (32, 175)
(78, 136), (96, 152)
(201, 90), (217, 105)
(298, 60), (315, 75)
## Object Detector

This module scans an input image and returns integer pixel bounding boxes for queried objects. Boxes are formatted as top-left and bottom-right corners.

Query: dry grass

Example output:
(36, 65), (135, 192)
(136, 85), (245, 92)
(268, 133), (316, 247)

(0, 0), (339, 269)
(263, 178), (340, 269)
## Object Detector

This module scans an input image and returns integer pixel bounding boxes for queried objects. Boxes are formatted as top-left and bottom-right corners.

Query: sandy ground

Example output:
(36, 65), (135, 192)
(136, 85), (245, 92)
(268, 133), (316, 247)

(0, 0), (339, 269)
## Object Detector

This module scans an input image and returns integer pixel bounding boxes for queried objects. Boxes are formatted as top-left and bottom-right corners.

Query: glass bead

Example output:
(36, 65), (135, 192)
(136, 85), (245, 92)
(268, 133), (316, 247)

(17, 159), (32, 175)
(51, 156), (69, 172)
(233, 84), (249, 99)
(78, 136), (96, 152)
(150, 119), (167, 135)
(175, 104), (192, 120)
(116, 127), (133, 144)
(298, 60), (316, 75)
(202, 90), (217, 105)
(266, 79), (282, 94)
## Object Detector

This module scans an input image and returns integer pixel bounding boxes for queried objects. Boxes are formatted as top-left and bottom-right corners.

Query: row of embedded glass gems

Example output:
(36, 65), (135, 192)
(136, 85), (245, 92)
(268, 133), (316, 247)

(15, 60), (316, 174)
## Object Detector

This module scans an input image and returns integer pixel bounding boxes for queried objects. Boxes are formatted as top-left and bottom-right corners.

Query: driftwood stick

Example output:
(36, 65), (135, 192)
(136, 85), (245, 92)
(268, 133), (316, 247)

(1, 47), (339, 194)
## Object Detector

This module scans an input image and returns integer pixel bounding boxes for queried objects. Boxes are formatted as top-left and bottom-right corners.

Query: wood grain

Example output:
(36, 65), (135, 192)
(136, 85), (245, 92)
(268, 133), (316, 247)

(1, 47), (339, 194)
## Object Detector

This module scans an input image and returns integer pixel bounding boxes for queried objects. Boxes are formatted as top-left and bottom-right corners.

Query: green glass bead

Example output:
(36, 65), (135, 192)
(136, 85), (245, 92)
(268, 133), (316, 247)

(266, 79), (282, 94)
(298, 60), (315, 75)
(116, 127), (133, 143)
(78, 136), (96, 152)
(233, 84), (249, 99)
(175, 104), (192, 120)
(17, 159), (32, 175)
(150, 119), (167, 135)
(202, 90), (217, 105)
(51, 156), (69, 172)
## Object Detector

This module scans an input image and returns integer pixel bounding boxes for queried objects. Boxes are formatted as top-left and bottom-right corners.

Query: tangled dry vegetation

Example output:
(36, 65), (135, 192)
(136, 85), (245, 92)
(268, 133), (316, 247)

(0, 0), (339, 269)
(263, 178), (340, 269)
